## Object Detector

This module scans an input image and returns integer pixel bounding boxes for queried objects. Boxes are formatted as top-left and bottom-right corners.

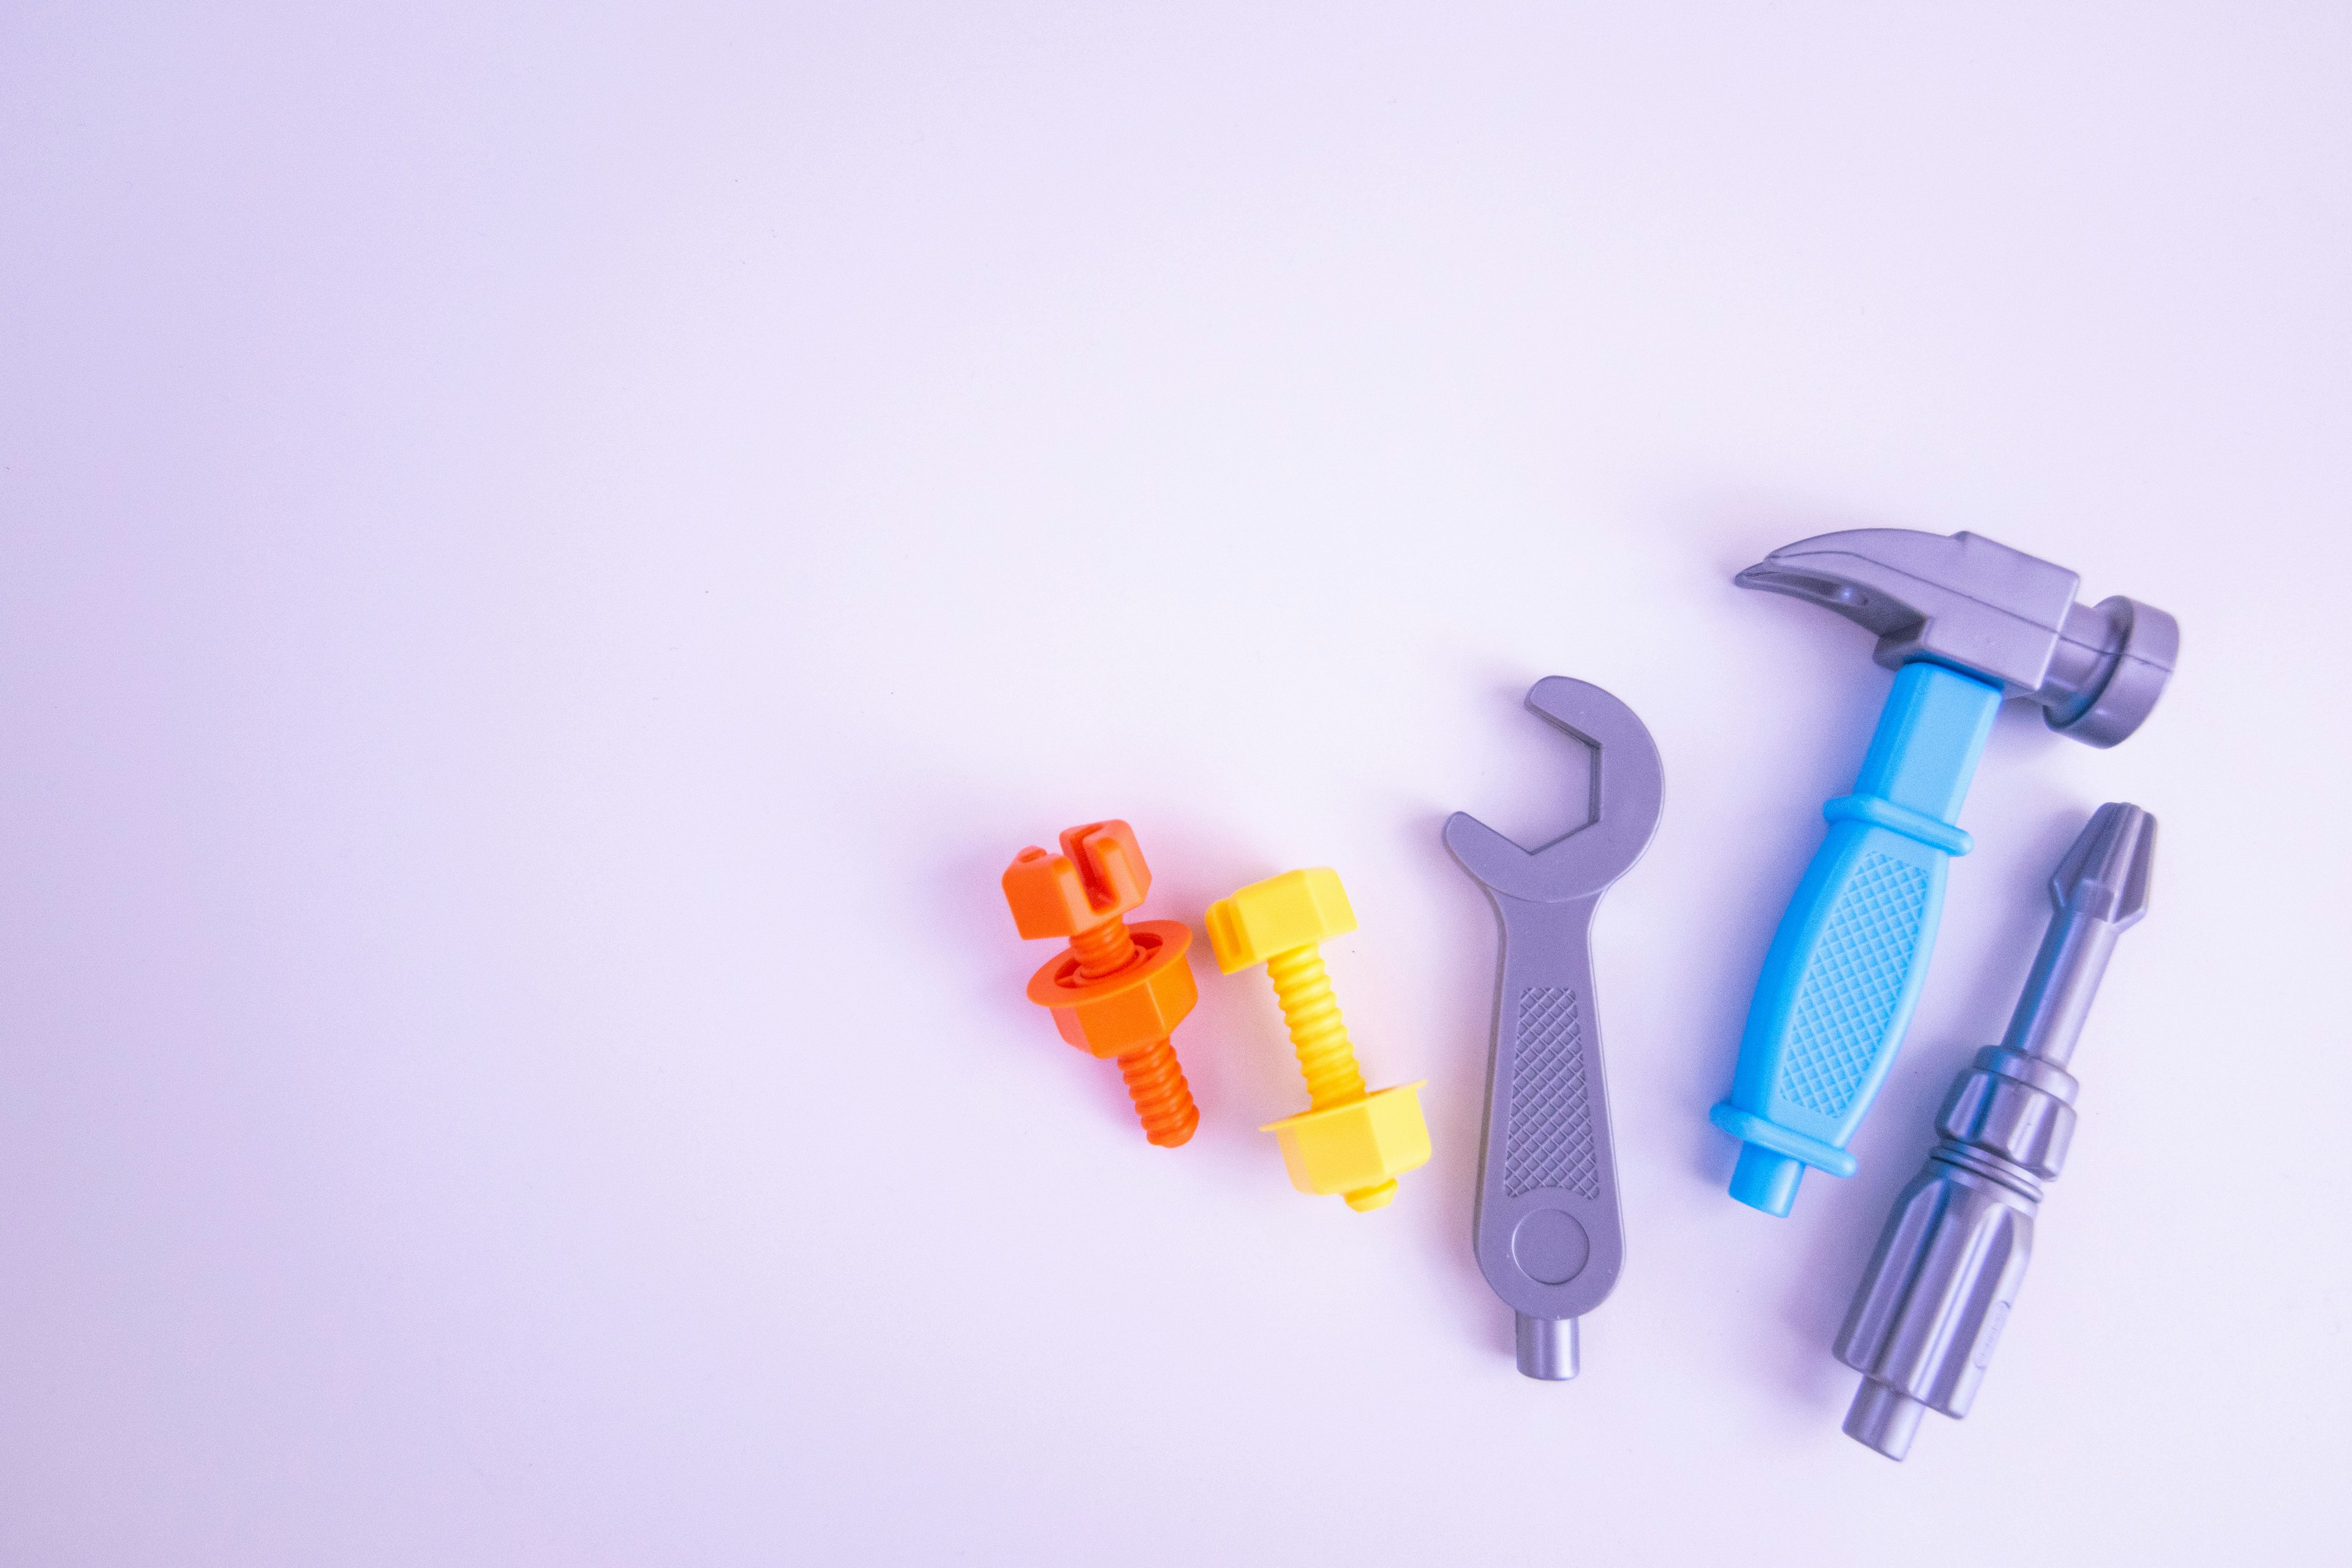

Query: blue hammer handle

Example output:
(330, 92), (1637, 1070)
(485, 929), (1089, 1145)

(1710, 662), (2002, 1216)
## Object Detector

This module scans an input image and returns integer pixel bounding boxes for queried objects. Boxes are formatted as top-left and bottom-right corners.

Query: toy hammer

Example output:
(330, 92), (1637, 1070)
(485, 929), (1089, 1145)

(1708, 530), (2176, 1216)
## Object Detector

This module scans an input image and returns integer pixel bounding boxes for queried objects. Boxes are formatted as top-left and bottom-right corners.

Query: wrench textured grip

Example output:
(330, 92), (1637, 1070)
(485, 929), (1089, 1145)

(1471, 897), (1625, 1321)
(1502, 986), (1600, 1200)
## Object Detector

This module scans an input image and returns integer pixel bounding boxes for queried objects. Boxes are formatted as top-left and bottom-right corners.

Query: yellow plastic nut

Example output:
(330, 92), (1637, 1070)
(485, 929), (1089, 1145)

(1204, 867), (1356, 974)
(1262, 1083), (1432, 1211)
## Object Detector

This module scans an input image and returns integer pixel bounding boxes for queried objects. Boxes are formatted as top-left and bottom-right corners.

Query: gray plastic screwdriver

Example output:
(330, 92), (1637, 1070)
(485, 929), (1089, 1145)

(1836, 801), (2155, 1459)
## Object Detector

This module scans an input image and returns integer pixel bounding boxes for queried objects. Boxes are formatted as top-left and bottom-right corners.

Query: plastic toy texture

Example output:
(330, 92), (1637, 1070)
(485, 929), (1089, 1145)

(1444, 677), (1663, 1381)
(1003, 820), (1202, 1148)
(1836, 802), (2154, 1460)
(1709, 529), (2177, 1216)
(1205, 868), (1430, 1212)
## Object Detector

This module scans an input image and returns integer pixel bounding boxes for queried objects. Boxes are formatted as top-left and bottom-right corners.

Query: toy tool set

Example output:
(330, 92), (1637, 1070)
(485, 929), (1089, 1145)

(993, 527), (2174, 1456)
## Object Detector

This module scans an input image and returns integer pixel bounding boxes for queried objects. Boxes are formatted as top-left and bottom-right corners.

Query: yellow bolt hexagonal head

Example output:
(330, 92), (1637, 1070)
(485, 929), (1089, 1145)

(1261, 1082), (1432, 1210)
(1204, 867), (1357, 973)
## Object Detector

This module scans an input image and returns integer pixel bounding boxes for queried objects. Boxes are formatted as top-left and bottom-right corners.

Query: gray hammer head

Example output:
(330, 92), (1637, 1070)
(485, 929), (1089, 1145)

(1736, 529), (2178, 747)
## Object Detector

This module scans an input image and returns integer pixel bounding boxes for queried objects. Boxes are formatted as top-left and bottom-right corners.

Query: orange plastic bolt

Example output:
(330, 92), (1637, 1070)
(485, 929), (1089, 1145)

(1003, 820), (1202, 1148)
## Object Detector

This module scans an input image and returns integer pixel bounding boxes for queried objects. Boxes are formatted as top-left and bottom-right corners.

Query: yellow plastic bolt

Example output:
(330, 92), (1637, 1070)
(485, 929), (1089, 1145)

(1204, 867), (1431, 1212)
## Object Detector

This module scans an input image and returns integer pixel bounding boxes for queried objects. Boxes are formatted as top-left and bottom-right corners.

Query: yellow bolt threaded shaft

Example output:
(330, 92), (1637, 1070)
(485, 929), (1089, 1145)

(1264, 944), (1366, 1109)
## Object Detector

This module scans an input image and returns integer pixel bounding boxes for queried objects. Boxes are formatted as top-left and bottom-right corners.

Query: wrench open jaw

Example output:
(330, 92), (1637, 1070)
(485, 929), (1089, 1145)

(1444, 677), (1662, 1380)
(1444, 678), (1664, 902)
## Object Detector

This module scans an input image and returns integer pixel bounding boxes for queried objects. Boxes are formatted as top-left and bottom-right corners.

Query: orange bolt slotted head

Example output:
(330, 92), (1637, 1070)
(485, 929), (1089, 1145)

(1001, 820), (1201, 1148)
(1004, 821), (1150, 942)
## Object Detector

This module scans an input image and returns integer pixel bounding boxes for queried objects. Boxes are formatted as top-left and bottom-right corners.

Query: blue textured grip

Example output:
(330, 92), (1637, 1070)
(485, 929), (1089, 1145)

(1774, 850), (1932, 1117)
(1711, 663), (2002, 1216)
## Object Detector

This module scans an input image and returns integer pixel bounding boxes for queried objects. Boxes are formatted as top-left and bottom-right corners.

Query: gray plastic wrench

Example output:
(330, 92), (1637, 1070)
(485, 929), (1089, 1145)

(1444, 677), (1663, 1380)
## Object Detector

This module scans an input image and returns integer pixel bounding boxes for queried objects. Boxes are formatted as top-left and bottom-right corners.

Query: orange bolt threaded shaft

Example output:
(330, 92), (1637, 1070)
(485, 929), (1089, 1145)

(1117, 1039), (1199, 1147)
(1068, 917), (1139, 979)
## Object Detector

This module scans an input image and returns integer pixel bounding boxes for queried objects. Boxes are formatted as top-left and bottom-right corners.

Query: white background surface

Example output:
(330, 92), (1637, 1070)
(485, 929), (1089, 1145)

(4, 6), (2348, 1564)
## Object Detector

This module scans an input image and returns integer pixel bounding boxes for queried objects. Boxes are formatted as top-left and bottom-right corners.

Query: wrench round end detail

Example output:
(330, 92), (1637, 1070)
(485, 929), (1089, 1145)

(1510, 1207), (1591, 1284)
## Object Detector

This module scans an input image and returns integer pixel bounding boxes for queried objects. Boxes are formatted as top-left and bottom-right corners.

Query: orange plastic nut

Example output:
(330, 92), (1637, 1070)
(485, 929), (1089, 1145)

(1027, 919), (1199, 1059)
